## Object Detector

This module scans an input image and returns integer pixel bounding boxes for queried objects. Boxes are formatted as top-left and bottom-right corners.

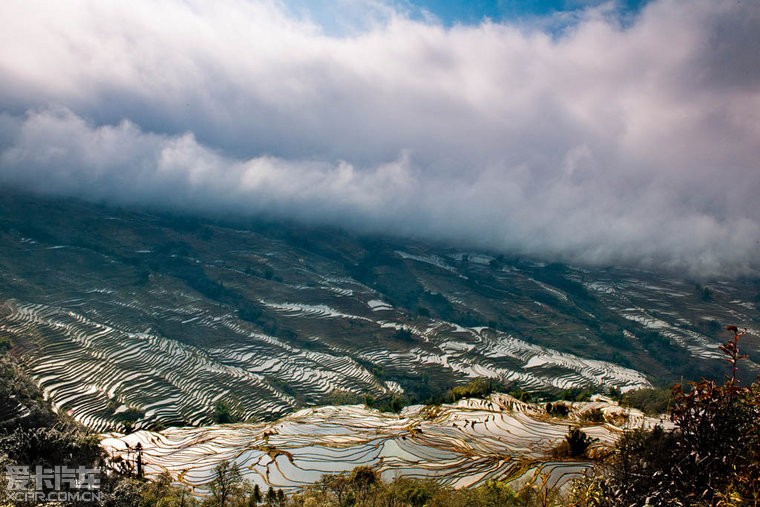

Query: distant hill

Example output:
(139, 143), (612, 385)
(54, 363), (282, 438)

(0, 190), (758, 431)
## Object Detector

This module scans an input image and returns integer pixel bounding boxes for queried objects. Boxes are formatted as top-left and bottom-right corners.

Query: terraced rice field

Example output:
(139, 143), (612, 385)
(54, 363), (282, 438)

(0, 299), (386, 430)
(0, 192), (758, 432)
(101, 395), (665, 494)
(0, 294), (651, 431)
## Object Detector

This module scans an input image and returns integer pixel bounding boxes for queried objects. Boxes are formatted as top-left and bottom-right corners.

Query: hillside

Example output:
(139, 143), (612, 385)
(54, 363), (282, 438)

(0, 190), (758, 431)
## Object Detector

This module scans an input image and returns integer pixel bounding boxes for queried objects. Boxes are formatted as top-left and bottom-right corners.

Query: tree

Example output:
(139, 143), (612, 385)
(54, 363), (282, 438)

(136, 471), (198, 507)
(0, 426), (103, 472)
(317, 472), (352, 507)
(350, 466), (379, 505)
(209, 460), (243, 507)
(245, 483), (262, 506)
(266, 486), (276, 506)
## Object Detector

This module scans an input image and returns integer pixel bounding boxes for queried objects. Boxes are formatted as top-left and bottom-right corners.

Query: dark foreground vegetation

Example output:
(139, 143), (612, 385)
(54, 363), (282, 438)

(573, 326), (760, 506)
(1, 326), (758, 506)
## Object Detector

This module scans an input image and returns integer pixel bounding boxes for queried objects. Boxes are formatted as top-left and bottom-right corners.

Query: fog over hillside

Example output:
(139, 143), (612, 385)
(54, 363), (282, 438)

(0, 0), (759, 275)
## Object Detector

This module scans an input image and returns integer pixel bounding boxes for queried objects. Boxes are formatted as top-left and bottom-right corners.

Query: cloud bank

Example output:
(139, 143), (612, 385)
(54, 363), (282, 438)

(0, 0), (759, 276)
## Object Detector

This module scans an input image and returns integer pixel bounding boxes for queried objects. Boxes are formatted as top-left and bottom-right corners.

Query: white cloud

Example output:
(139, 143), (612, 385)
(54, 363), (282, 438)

(0, 0), (758, 276)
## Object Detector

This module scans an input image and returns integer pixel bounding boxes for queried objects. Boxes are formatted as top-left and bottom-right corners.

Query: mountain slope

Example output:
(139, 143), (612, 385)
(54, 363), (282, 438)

(0, 190), (758, 431)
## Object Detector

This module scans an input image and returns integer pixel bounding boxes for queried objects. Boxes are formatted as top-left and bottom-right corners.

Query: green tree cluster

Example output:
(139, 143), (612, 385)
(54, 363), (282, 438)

(620, 385), (673, 415)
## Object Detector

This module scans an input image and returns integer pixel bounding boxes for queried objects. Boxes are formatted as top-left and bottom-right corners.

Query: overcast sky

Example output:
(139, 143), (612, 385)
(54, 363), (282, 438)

(0, 0), (758, 276)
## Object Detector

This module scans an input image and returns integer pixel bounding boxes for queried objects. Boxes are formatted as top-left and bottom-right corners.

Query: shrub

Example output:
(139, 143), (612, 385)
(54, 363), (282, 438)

(545, 402), (570, 417)
(292, 470), (554, 507)
(391, 328), (415, 342)
(580, 326), (760, 506)
(620, 386), (672, 416)
(565, 427), (596, 458)
(213, 401), (239, 424)
(579, 408), (604, 424)
(447, 377), (503, 403)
